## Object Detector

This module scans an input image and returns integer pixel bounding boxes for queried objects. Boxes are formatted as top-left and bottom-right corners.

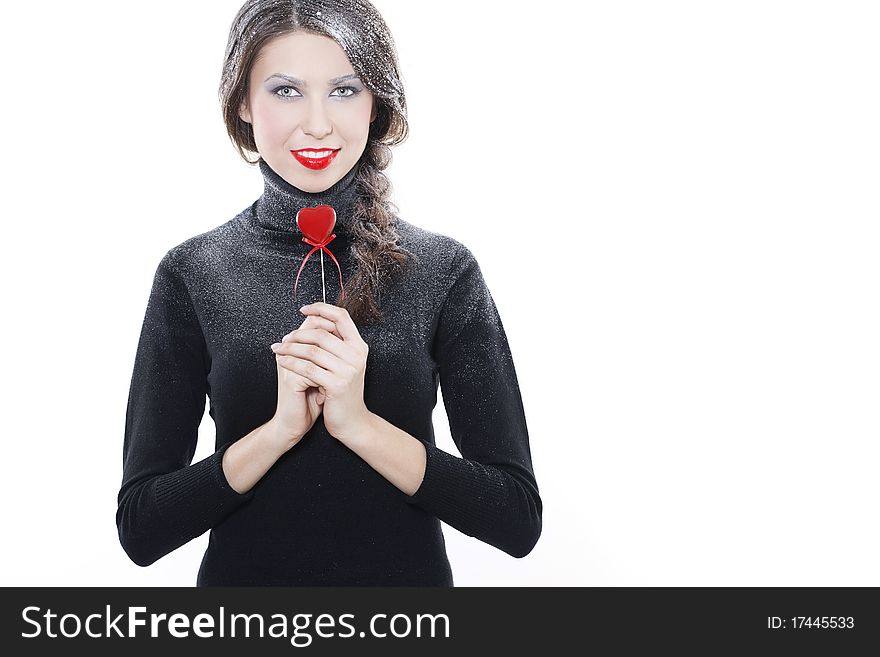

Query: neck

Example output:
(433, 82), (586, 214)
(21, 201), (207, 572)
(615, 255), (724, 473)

(255, 157), (362, 236)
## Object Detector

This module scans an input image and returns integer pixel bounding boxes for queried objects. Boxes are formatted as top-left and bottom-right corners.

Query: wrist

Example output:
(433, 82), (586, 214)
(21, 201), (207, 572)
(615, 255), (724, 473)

(339, 410), (378, 449)
(265, 416), (303, 454)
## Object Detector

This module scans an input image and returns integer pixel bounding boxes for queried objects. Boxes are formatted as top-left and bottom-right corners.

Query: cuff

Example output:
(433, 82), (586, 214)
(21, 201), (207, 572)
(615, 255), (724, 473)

(403, 439), (506, 517)
(154, 441), (255, 515)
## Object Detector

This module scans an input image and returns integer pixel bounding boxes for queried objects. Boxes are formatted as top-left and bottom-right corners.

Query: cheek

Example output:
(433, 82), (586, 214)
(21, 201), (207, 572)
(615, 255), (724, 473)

(337, 100), (374, 137)
(252, 99), (295, 137)
(358, 94), (376, 122)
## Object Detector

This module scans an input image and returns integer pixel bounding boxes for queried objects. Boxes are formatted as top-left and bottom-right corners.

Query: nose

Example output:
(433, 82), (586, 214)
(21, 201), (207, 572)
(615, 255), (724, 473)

(301, 96), (333, 138)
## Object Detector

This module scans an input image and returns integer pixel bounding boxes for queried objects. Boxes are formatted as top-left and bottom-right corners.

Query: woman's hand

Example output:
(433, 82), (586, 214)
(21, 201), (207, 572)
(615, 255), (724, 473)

(268, 311), (342, 449)
(270, 302), (372, 444)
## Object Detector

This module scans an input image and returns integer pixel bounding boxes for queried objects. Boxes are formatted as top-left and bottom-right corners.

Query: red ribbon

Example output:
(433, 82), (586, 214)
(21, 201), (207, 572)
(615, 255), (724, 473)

(293, 233), (345, 303)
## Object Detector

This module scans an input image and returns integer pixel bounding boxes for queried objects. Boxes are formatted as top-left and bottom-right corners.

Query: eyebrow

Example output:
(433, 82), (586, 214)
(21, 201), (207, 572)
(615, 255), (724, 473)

(264, 73), (360, 86)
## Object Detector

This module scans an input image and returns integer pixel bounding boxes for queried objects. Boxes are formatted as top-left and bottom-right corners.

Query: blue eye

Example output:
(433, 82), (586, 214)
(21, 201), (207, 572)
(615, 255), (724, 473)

(272, 86), (362, 99)
(334, 86), (361, 98)
(273, 86), (298, 99)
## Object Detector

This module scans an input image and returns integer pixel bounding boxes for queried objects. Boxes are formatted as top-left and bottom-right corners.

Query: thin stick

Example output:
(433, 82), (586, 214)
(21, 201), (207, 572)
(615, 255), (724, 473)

(320, 249), (326, 303)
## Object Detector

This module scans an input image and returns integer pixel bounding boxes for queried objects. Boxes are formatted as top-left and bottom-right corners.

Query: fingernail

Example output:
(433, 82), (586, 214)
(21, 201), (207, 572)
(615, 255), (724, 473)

(270, 343), (280, 350)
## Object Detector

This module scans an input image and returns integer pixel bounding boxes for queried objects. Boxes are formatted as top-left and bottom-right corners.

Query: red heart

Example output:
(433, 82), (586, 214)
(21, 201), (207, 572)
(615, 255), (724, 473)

(296, 205), (337, 244)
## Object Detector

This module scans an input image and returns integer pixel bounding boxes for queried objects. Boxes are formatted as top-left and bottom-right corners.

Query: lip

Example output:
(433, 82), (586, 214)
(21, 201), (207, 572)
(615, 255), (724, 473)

(291, 148), (341, 170)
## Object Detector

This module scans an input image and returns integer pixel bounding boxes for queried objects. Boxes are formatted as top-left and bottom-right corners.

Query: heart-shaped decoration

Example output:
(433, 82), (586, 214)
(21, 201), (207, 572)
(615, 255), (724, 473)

(296, 204), (336, 244)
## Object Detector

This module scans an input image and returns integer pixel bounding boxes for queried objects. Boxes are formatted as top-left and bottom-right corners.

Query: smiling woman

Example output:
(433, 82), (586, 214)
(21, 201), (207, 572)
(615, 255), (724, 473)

(239, 33), (377, 189)
(219, 3), (413, 325)
(261, 69), (364, 170)
(116, 0), (542, 587)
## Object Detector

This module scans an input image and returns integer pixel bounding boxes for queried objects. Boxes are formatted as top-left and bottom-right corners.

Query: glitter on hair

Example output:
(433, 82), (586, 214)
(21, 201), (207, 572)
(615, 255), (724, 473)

(218, 1), (414, 325)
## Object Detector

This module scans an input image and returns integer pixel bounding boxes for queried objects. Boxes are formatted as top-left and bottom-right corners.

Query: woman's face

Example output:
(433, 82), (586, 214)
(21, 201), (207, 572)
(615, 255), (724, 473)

(240, 31), (377, 192)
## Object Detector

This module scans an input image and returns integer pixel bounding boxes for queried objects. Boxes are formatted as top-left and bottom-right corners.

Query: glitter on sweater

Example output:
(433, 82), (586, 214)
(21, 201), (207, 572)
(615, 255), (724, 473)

(116, 156), (542, 585)
(119, 0), (541, 585)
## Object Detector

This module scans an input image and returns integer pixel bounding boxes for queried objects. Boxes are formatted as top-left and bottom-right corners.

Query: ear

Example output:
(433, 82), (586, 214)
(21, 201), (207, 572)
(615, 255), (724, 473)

(239, 101), (252, 124)
(370, 99), (378, 123)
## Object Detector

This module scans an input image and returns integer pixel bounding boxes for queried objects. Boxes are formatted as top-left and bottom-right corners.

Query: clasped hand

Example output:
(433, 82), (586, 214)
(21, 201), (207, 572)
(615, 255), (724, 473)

(270, 302), (371, 443)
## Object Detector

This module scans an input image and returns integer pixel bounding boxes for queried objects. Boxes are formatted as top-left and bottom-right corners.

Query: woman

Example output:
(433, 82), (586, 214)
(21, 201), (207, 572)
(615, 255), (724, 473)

(116, 0), (542, 586)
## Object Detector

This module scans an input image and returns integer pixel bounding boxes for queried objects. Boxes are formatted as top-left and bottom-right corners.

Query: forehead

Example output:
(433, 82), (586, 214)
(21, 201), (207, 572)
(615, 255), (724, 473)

(252, 31), (353, 79)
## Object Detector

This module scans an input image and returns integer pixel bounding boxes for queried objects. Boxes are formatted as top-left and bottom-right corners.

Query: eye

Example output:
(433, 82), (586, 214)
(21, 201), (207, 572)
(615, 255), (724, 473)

(273, 85), (301, 99)
(332, 86), (361, 98)
(272, 85), (362, 100)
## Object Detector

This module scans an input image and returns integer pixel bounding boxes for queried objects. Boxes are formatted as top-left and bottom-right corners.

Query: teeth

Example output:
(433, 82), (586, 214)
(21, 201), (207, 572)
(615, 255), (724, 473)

(299, 150), (334, 158)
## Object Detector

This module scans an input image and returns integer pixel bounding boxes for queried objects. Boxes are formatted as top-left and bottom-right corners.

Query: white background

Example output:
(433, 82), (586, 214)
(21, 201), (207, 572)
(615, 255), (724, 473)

(1, 1), (878, 586)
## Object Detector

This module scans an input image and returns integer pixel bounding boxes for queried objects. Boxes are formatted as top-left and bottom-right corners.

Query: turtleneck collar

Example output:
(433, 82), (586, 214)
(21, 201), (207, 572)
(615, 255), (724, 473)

(255, 156), (362, 237)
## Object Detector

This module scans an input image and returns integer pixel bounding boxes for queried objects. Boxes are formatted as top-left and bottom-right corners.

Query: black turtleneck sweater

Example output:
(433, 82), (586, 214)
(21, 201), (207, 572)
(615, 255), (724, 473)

(116, 157), (542, 586)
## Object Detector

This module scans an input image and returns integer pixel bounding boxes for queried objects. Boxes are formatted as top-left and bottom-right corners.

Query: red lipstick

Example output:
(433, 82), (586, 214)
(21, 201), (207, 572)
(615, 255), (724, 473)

(291, 148), (341, 170)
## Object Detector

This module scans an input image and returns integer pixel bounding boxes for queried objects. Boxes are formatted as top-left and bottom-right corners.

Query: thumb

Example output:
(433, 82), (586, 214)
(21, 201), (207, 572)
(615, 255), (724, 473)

(306, 387), (325, 415)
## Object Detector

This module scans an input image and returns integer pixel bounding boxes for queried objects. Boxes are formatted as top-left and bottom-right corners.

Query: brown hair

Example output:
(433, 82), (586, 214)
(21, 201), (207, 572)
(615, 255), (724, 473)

(219, 0), (416, 325)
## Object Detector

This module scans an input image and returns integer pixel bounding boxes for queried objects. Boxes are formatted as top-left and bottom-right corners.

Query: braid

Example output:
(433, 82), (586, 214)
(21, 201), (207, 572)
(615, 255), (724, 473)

(337, 141), (416, 325)
(218, 1), (417, 325)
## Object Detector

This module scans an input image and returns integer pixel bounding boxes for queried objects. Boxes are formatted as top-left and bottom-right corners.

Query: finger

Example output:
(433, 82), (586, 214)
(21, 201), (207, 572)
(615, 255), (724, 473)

(288, 328), (364, 370)
(300, 302), (363, 346)
(283, 328), (352, 361)
(283, 316), (338, 341)
(297, 373), (322, 389)
(282, 316), (339, 341)
(275, 339), (346, 375)
(299, 315), (337, 332)
(275, 353), (331, 388)
(275, 354), (321, 387)
(307, 387), (325, 413)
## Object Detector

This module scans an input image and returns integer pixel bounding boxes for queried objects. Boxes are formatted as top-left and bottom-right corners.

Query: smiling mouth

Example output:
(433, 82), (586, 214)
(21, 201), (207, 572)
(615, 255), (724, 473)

(291, 148), (341, 170)
(293, 149), (340, 158)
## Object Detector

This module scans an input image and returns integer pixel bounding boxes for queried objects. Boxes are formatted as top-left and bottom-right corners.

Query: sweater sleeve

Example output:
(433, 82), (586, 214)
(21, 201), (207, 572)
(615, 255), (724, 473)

(116, 252), (255, 567)
(403, 243), (542, 558)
